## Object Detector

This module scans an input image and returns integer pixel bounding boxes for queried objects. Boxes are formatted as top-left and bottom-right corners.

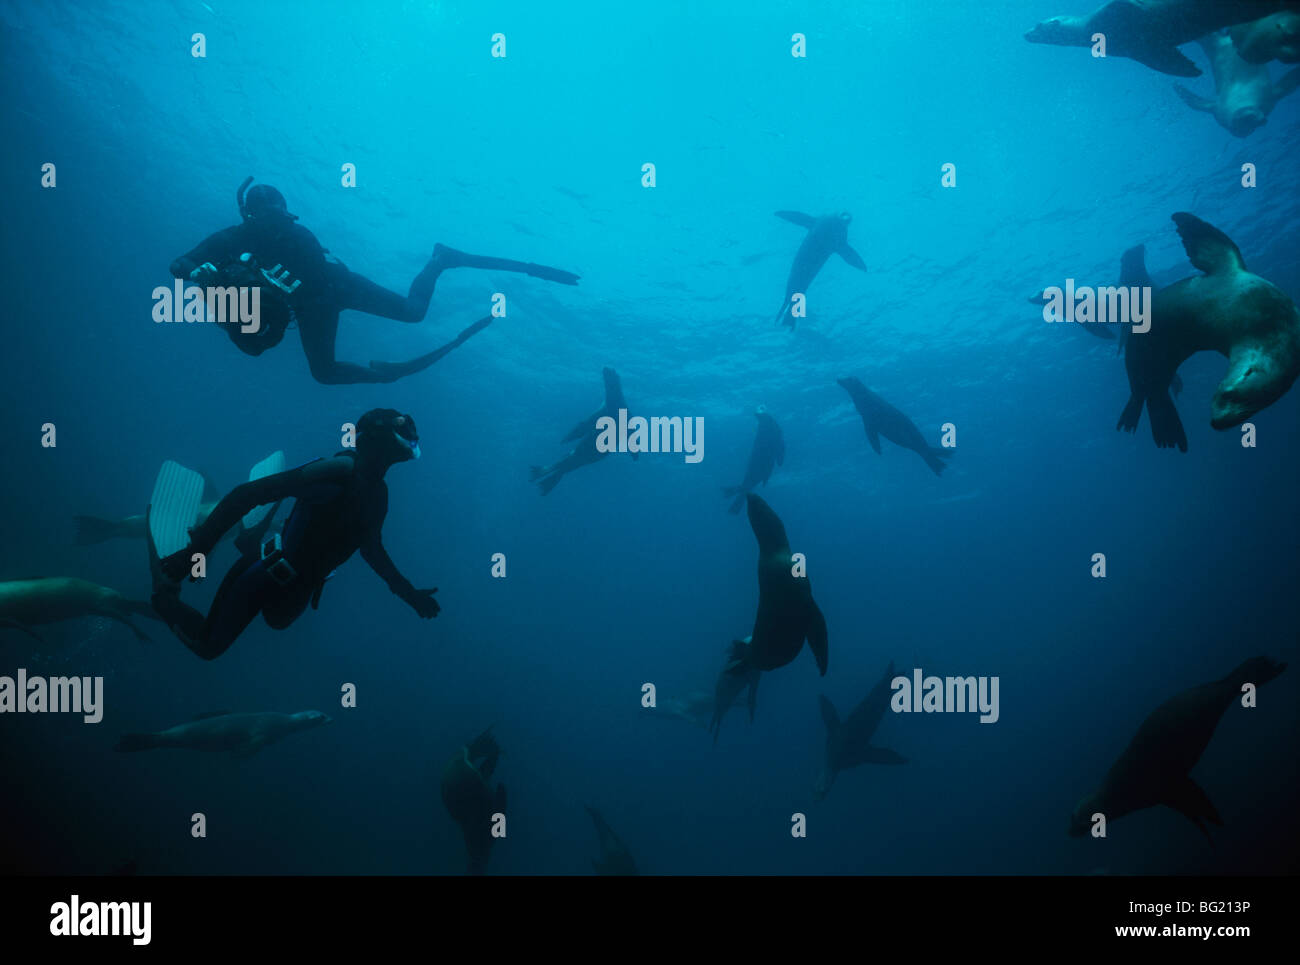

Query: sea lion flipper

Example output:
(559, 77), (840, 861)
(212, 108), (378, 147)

(1130, 43), (1200, 78)
(807, 603), (829, 676)
(838, 244), (868, 272)
(818, 695), (840, 733)
(1162, 776), (1222, 842)
(1145, 387), (1188, 452)
(865, 424), (881, 455)
(0, 618), (44, 642)
(1173, 83), (1214, 113)
(1172, 213), (1245, 275)
(860, 746), (907, 765)
(1276, 66), (1300, 99)
(775, 210), (816, 228)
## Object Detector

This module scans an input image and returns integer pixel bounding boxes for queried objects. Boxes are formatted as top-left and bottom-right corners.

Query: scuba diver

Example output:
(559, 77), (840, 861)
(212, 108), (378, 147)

(168, 177), (581, 384)
(147, 409), (439, 660)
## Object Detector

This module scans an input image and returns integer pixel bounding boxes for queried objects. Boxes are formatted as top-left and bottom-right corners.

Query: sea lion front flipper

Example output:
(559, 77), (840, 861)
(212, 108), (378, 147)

(1129, 43), (1200, 78)
(562, 412), (599, 444)
(775, 210), (816, 228)
(1162, 776), (1223, 843)
(865, 423), (881, 455)
(859, 745), (907, 765)
(1272, 65), (1300, 100)
(0, 618), (44, 642)
(1172, 213), (1246, 275)
(806, 602), (829, 676)
(1173, 84), (1214, 113)
(838, 244), (868, 272)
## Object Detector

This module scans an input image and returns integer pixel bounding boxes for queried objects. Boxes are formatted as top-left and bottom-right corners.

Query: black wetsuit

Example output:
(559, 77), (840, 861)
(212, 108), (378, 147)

(153, 452), (431, 659)
(170, 221), (440, 384)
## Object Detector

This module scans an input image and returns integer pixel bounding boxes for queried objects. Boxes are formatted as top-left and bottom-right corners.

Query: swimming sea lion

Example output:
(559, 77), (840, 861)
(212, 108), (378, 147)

(585, 806), (639, 875)
(773, 211), (867, 328)
(722, 407), (785, 514)
(1069, 656), (1286, 840)
(1174, 32), (1300, 136)
(441, 727), (507, 875)
(1231, 10), (1300, 62)
(838, 377), (951, 476)
(722, 494), (827, 682)
(530, 367), (634, 495)
(709, 636), (761, 743)
(1118, 213), (1300, 450)
(115, 710), (331, 757)
(814, 661), (907, 801)
(0, 577), (160, 642)
(1024, 0), (1297, 77)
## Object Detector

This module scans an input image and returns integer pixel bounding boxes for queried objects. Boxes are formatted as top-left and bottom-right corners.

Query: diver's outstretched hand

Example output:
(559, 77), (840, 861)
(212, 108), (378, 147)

(407, 587), (440, 619)
(525, 262), (580, 286)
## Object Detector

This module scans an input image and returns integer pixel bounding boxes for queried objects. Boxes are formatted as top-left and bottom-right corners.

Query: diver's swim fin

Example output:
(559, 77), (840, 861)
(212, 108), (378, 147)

(148, 461), (205, 560)
(241, 451), (286, 531)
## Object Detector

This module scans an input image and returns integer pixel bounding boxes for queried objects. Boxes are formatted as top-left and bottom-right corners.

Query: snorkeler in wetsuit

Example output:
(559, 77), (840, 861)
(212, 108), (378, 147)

(148, 408), (439, 660)
(168, 178), (581, 384)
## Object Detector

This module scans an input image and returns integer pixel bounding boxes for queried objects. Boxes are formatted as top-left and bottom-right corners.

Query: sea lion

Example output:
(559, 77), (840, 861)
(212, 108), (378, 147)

(838, 377), (952, 476)
(814, 661), (907, 801)
(709, 636), (761, 743)
(1231, 10), (1300, 62)
(1174, 32), (1300, 136)
(772, 211), (867, 328)
(530, 367), (634, 495)
(585, 806), (639, 875)
(1117, 213), (1300, 450)
(1024, 0), (1296, 77)
(1069, 656), (1286, 840)
(722, 407), (785, 514)
(115, 710), (331, 757)
(722, 494), (827, 683)
(0, 577), (160, 642)
(441, 727), (507, 875)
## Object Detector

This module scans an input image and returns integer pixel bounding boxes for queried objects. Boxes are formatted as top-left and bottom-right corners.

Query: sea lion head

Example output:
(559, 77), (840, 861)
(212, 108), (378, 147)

(1211, 344), (1294, 429)
(1024, 17), (1071, 44)
(1227, 108), (1266, 138)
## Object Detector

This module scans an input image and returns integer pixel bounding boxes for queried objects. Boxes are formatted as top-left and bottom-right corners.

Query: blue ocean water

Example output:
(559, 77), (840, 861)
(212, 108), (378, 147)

(1, 0), (1297, 875)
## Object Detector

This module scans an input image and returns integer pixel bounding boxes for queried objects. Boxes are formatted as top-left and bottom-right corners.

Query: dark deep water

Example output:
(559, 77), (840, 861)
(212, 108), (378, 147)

(1, 0), (1298, 876)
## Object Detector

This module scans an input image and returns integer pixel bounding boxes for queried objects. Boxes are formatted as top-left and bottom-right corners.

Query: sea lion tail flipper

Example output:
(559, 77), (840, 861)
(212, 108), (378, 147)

(1162, 776), (1223, 843)
(0, 618), (44, 643)
(1145, 387), (1188, 452)
(535, 472), (563, 496)
(923, 447), (950, 476)
(114, 733), (159, 752)
(74, 515), (124, 545)
(861, 746), (907, 765)
(807, 603), (829, 676)
(774, 210), (816, 228)
(1117, 390), (1145, 435)
(1173, 83), (1214, 113)
(528, 465), (547, 482)
(1172, 213), (1245, 275)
